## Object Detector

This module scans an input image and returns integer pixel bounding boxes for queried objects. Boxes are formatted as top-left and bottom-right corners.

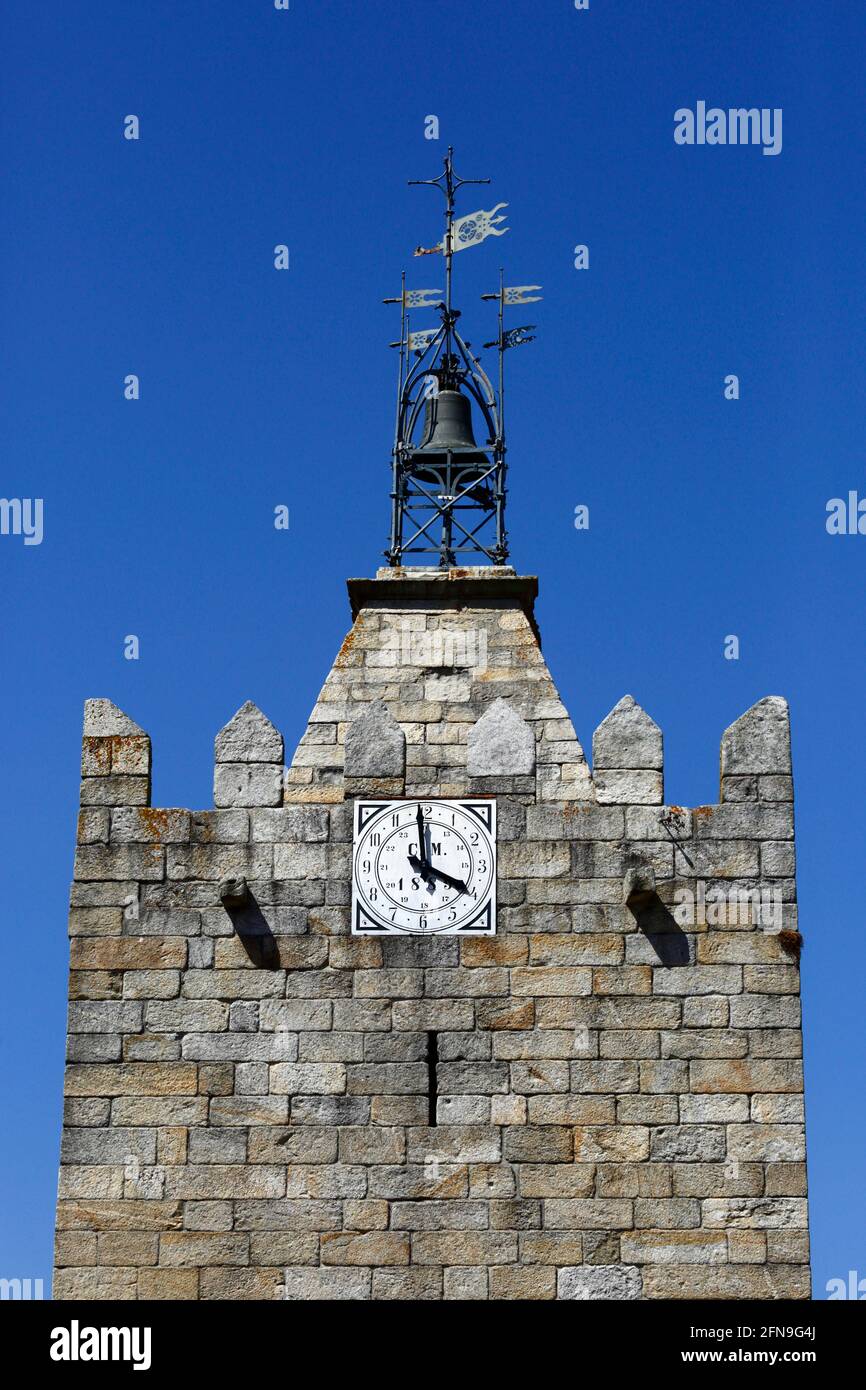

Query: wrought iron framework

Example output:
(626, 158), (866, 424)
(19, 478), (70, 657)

(383, 149), (537, 568)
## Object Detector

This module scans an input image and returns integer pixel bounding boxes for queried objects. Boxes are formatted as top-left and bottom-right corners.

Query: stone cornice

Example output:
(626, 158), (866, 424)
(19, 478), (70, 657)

(347, 567), (540, 639)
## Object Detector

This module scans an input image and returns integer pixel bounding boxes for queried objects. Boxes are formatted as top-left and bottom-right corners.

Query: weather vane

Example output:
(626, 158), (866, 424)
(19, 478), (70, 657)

(383, 147), (542, 568)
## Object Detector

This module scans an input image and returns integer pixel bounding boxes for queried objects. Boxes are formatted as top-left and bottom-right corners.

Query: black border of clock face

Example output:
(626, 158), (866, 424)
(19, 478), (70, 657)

(352, 799), (496, 936)
(460, 801), (494, 832)
(356, 801), (390, 833)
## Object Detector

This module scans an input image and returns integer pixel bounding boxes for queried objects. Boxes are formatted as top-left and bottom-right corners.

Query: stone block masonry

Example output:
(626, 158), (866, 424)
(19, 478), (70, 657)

(55, 568), (809, 1300)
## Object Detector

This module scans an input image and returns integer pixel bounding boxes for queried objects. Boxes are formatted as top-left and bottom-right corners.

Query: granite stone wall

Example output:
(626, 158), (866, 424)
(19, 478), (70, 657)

(54, 568), (809, 1300)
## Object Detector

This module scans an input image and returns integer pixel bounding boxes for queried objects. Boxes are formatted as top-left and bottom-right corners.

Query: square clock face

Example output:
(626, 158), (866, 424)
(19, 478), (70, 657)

(352, 799), (496, 936)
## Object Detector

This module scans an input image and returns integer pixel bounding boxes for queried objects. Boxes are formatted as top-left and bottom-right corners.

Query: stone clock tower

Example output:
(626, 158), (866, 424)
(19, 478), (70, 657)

(54, 155), (810, 1301)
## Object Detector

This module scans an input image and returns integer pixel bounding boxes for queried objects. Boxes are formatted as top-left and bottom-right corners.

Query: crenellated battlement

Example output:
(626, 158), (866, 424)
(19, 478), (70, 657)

(74, 684), (796, 946)
(75, 680), (793, 827)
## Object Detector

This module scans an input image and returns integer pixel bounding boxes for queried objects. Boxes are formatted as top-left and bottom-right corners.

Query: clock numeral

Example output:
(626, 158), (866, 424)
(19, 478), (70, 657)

(470, 832), (479, 846)
(368, 887), (378, 902)
(369, 833), (381, 847)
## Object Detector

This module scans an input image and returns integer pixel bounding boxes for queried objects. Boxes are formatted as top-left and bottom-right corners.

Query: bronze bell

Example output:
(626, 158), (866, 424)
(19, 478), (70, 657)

(411, 389), (491, 486)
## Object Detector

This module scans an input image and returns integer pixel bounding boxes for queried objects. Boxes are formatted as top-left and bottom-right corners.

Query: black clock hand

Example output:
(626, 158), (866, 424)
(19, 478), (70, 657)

(427, 864), (469, 894)
(415, 804), (430, 870)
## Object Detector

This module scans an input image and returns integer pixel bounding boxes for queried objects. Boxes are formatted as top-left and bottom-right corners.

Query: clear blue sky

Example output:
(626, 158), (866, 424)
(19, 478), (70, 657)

(1, 0), (863, 1297)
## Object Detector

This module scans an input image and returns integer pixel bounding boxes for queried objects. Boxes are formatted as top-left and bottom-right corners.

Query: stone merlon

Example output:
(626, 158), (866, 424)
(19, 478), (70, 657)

(721, 697), (791, 776)
(79, 699), (151, 808)
(592, 696), (663, 806)
(468, 698), (536, 777)
(213, 703), (285, 809)
(215, 702), (284, 764)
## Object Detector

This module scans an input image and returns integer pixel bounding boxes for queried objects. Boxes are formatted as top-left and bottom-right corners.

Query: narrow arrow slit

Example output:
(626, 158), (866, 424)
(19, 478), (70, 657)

(427, 1030), (438, 1127)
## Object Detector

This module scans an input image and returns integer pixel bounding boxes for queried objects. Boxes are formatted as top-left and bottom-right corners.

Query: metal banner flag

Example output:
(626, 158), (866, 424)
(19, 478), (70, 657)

(483, 325), (536, 351)
(407, 328), (439, 352)
(403, 288), (442, 309)
(450, 204), (509, 252)
(503, 284), (542, 305)
(502, 325), (536, 348)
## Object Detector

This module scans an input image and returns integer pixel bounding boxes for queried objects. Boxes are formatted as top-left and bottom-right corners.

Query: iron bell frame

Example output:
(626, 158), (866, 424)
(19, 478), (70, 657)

(384, 150), (521, 569)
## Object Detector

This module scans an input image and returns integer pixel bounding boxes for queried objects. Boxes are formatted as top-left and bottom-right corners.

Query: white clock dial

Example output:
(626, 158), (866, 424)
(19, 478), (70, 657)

(352, 799), (497, 936)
